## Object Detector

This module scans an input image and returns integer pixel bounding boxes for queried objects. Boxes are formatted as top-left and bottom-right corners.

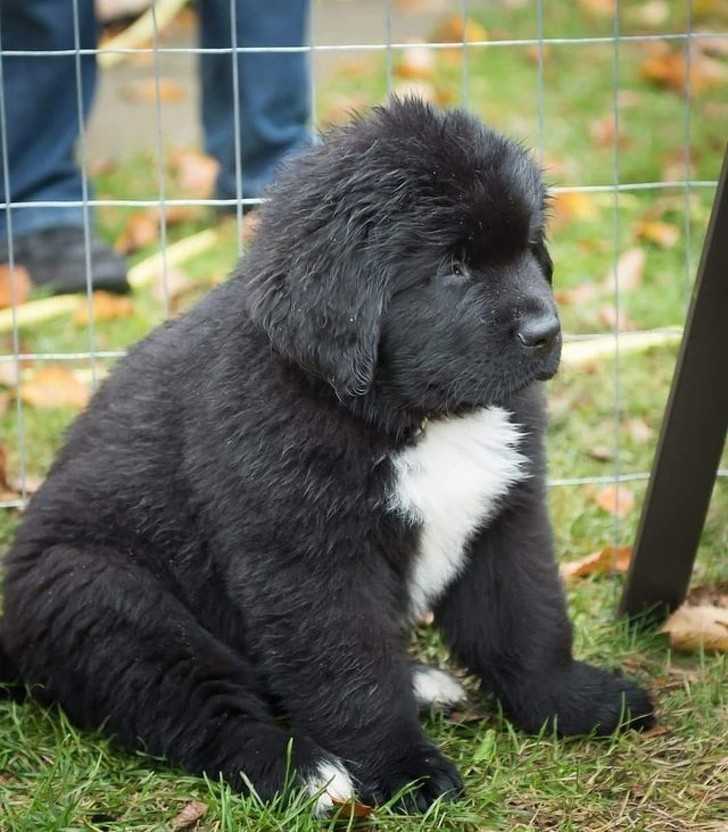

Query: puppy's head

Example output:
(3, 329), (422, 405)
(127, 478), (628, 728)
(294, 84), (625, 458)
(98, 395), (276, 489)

(245, 98), (560, 415)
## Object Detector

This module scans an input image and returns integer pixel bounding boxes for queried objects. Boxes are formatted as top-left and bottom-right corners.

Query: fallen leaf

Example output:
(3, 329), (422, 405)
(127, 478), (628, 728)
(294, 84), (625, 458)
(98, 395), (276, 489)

(151, 267), (195, 307)
(121, 77), (187, 104)
(20, 366), (90, 410)
(525, 43), (552, 65)
(395, 45), (436, 80)
(617, 90), (643, 109)
(661, 604), (728, 652)
(587, 445), (614, 462)
(320, 93), (370, 127)
(114, 211), (158, 254)
(88, 158), (117, 177)
(170, 800), (208, 831)
(594, 485), (636, 517)
(74, 291), (135, 326)
(699, 37), (728, 59)
(602, 248), (646, 293)
(170, 149), (219, 198)
(448, 706), (489, 724)
(661, 146), (698, 181)
(554, 282), (601, 306)
(640, 43), (728, 95)
(549, 192), (599, 231)
(331, 799), (374, 818)
(636, 220), (680, 249)
(589, 115), (630, 149)
(0, 361), (19, 387)
(561, 546), (632, 583)
(156, 205), (204, 227)
(597, 305), (638, 331)
(632, 0), (669, 26)
(625, 417), (653, 444)
(0, 264), (31, 308)
(392, 79), (436, 104)
(429, 15), (488, 44)
(686, 582), (728, 608)
(0, 445), (12, 497)
(335, 57), (379, 80)
(642, 724), (671, 738)
(577, 0), (615, 16)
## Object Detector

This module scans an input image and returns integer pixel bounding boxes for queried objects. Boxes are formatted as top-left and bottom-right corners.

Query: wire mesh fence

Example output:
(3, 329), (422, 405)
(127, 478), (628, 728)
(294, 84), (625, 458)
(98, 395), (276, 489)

(0, 0), (726, 543)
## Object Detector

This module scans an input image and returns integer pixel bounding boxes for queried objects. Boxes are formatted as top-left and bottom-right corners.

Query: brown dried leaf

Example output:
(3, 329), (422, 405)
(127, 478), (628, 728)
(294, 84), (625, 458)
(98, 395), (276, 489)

(447, 706), (489, 724)
(395, 45), (436, 80)
(0, 264), (31, 309)
(554, 282), (600, 306)
(429, 15), (488, 44)
(20, 366), (90, 410)
(122, 77), (187, 104)
(561, 546), (632, 583)
(114, 211), (158, 254)
(549, 192), (599, 231)
(587, 445), (614, 462)
(74, 291), (135, 326)
(170, 149), (219, 198)
(603, 248), (646, 293)
(170, 800), (208, 831)
(0, 445), (12, 495)
(392, 79), (436, 104)
(686, 582), (728, 608)
(331, 799), (375, 818)
(589, 115), (630, 149)
(320, 94), (370, 127)
(640, 44), (728, 95)
(577, 0), (615, 16)
(661, 604), (728, 653)
(151, 267), (195, 306)
(0, 361), (19, 388)
(636, 220), (680, 249)
(597, 305), (638, 331)
(625, 417), (653, 444)
(642, 724), (671, 738)
(593, 485), (635, 517)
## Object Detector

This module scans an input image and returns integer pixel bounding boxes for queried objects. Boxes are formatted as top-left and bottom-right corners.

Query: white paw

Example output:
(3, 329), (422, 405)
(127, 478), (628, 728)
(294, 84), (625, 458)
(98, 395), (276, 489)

(413, 665), (467, 710)
(305, 757), (355, 816)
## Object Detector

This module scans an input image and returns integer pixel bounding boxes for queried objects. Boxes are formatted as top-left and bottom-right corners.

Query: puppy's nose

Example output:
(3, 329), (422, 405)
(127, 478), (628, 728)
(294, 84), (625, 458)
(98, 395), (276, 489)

(517, 311), (560, 350)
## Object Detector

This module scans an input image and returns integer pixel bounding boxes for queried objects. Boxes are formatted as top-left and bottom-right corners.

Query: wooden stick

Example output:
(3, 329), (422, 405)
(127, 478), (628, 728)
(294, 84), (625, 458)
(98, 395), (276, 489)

(98, 0), (189, 69)
(0, 229), (218, 333)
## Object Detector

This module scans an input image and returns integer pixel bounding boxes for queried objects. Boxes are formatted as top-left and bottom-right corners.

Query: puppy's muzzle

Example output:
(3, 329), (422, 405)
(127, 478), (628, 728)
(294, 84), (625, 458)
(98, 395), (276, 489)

(517, 309), (562, 380)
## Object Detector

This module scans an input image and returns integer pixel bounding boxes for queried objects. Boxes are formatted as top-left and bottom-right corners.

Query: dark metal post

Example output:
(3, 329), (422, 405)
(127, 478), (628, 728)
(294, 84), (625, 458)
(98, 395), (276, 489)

(619, 146), (728, 619)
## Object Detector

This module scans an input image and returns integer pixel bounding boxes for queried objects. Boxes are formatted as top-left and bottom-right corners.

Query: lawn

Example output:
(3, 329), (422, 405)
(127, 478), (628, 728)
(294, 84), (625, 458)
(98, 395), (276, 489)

(1, 0), (727, 829)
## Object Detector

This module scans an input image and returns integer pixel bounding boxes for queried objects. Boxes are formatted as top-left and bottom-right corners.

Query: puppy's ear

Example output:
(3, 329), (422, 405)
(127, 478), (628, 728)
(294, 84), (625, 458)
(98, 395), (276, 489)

(245, 247), (389, 398)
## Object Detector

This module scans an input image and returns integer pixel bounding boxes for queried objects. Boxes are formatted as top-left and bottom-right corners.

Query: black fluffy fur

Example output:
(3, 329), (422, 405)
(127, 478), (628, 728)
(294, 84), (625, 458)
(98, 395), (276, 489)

(0, 99), (653, 809)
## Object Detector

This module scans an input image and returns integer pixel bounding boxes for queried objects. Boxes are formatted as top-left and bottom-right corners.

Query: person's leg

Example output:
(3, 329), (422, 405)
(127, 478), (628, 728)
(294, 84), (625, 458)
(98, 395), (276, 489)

(0, 0), (95, 239)
(198, 0), (311, 204)
(0, 0), (127, 292)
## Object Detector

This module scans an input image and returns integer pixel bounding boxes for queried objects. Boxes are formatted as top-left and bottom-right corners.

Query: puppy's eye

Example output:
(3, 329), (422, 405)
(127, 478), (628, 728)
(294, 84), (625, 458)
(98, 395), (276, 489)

(451, 261), (468, 278)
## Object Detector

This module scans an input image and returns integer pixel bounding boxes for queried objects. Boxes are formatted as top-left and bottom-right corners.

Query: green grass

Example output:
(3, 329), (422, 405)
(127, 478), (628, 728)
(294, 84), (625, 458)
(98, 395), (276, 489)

(2, 0), (728, 829)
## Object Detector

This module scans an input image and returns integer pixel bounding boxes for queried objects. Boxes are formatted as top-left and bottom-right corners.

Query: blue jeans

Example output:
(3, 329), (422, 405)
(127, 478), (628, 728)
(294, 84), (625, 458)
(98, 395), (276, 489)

(0, 0), (310, 240)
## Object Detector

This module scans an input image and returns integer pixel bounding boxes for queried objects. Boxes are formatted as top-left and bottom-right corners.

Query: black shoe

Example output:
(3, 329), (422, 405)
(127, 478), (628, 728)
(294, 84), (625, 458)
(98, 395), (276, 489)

(0, 227), (129, 295)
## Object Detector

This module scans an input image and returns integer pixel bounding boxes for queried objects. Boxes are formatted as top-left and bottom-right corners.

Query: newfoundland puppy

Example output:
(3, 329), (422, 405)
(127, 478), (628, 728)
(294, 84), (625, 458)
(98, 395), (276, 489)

(0, 99), (653, 813)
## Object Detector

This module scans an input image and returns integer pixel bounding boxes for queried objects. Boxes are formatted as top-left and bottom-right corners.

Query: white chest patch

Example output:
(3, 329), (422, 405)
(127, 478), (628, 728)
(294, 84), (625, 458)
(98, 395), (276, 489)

(388, 407), (528, 617)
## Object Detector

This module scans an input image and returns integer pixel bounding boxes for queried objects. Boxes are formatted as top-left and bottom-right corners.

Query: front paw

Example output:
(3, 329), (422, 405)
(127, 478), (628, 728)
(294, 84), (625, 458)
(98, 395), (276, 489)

(513, 661), (654, 736)
(360, 743), (463, 812)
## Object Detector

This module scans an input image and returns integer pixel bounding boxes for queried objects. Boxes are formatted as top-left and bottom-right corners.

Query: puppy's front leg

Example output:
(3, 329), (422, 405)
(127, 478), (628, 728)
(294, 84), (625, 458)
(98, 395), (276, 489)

(252, 570), (462, 810)
(435, 480), (654, 736)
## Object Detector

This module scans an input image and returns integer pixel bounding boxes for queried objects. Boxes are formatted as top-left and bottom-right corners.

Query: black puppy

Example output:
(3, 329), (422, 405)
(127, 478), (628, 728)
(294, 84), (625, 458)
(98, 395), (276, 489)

(0, 99), (653, 813)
